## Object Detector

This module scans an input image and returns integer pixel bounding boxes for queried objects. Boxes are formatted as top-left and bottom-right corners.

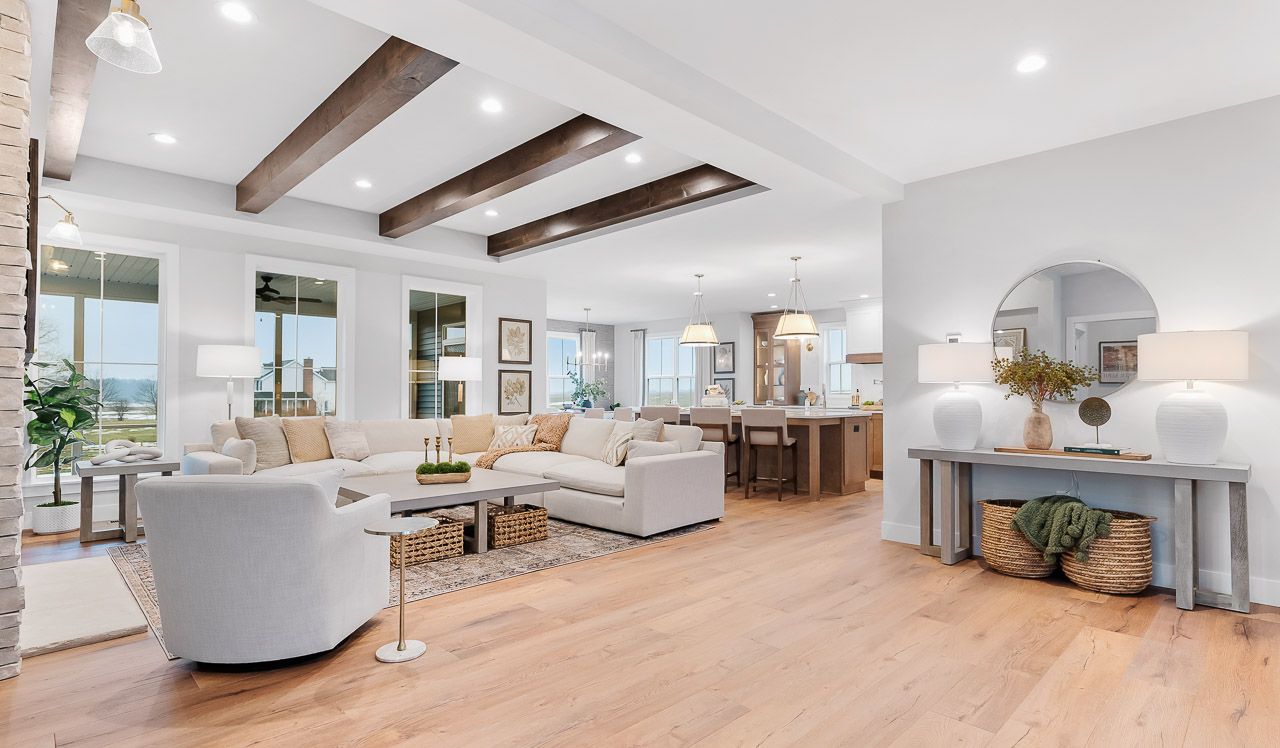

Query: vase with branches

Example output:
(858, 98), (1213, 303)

(24, 360), (102, 532)
(992, 348), (1098, 449)
(566, 364), (608, 409)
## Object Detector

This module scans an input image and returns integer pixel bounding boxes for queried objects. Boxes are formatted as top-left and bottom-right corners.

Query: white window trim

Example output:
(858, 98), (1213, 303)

(822, 324), (852, 394)
(245, 255), (356, 419)
(399, 275), (483, 418)
(546, 331), (578, 408)
(25, 229), (180, 492)
(643, 333), (697, 406)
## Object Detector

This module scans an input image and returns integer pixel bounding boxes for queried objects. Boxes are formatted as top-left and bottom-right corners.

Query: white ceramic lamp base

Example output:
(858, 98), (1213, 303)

(1156, 387), (1228, 465)
(376, 639), (426, 663)
(933, 388), (983, 450)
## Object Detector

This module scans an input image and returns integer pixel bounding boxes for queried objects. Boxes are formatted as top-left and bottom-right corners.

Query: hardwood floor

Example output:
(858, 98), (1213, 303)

(5, 482), (1279, 746)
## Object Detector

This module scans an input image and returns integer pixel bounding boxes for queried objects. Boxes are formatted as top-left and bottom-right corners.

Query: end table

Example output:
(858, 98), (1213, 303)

(74, 458), (181, 544)
(364, 516), (439, 663)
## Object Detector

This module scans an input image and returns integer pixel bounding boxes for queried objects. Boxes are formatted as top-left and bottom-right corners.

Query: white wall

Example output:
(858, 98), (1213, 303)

(883, 96), (1280, 604)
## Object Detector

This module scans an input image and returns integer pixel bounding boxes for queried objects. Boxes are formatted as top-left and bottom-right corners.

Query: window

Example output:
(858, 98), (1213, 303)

(408, 291), (468, 418)
(34, 246), (161, 474)
(644, 335), (696, 406)
(825, 327), (852, 393)
(254, 272), (338, 417)
(546, 333), (579, 408)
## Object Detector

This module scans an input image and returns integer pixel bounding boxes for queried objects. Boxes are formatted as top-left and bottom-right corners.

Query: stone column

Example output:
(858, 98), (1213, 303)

(0, 0), (30, 681)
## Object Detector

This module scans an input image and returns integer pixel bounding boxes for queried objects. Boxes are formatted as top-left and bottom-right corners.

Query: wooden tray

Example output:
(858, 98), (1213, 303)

(994, 447), (1152, 461)
(416, 472), (472, 485)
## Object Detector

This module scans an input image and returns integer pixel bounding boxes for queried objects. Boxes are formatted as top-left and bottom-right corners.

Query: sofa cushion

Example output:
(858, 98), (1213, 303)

(627, 440), (680, 460)
(358, 419), (439, 455)
(281, 417), (332, 463)
(491, 451), (590, 478)
(359, 451), (424, 475)
(489, 424), (537, 450)
(529, 413), (572, 449)
(254, 458), (372, 478)
(561, 417), (617, 460)
(235, 416), (291, 470)
(613, 418), (663, 442)
(210, 419), (239, 450)
(325, 418), (371, 460)
(495, 414), (530, 426)
(451, 414), (495, 454)
(663, 424), (704, 453)
(543, 461), (626, 498)
(219, 437), (257, 475)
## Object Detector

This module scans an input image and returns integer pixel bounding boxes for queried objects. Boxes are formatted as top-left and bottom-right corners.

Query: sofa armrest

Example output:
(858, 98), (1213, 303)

(181, 451), (244, 476)
(184, 442), (214, 455)
(623, 451), (724, 536)
(699, 441), (725, 456)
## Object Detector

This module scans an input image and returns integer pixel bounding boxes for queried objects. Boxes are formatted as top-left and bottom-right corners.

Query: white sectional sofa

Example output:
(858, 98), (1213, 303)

(183, 415), (725, 537)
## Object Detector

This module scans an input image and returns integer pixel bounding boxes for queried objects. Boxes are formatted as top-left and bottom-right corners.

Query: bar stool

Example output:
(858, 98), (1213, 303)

(640, 405), (680, 425)
(741, 408), (798, 500)
(612, 407), (635, 422)
(584, 408), (605, 419)
(690, 407), (740, 488)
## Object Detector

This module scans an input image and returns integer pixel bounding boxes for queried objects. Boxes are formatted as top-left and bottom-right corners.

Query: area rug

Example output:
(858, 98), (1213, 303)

(108, 513), (712, 660)
(19, 556), (149, 657)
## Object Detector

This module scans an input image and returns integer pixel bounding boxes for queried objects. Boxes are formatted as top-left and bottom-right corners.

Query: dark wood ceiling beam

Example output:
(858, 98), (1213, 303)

(380, 114), (639, 239)
(488, 164), (762, 258)
(236, 37), (457, 214)
(45, 0), (109, 181)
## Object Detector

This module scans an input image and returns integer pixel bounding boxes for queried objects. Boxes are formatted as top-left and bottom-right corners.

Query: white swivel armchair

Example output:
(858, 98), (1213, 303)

(136, 475), (391, 664)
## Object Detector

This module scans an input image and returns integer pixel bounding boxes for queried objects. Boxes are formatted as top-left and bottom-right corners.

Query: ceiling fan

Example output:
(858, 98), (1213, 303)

(255, 275), (324, 305)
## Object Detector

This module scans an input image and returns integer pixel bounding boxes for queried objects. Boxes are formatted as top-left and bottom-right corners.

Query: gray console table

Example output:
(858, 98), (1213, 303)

(75, 458), (180, 543)
(907, 447), (1251, 613)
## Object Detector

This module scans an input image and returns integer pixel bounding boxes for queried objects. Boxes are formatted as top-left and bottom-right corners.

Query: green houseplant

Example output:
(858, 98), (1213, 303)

(992, 348), (1097, 449)
(24, 360), (102, 534)
(566, 366), (608, 409)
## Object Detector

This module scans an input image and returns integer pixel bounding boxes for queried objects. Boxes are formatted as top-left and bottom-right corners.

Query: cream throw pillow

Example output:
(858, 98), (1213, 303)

(219, 437), (257, 475)
(281, 417), (333, 463)
(324, 418), (371, 460)
(495, 414), (530, 426)
(234, 416), (291, 470)
(602, 430), (633, 466)
(489, 424), (537, 450)
(451, 414), (495, 454)
(616, 417), (663, 442)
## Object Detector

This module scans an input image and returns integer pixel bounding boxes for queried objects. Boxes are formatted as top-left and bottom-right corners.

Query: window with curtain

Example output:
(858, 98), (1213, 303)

(644, 335), (696, 406)
(33, 246), (161, 475)
(253, 272), (339, 417)
(825, 327), (852, 393)
(546, 332), (579, 408)
(407, 290), (468, 418)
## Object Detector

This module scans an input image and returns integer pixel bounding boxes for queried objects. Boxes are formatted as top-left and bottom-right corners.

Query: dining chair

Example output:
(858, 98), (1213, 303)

(612, 407), (635, 422)
(690, 406), (740, 488)
(740, 407), (797, 500)
(584, 408), (605, 419)
(640, 405), (681, 425)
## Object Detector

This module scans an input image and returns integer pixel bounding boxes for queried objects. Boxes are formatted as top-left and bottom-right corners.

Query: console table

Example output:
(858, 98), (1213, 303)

(907, 447), (1251, 613)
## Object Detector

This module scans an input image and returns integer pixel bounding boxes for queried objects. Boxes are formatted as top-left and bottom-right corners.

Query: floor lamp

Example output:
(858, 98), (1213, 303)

(197, 345), (262, 420)
(437, 356), (482, 416)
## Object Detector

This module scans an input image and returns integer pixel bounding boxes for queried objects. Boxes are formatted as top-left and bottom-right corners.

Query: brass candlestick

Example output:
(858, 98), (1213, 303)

(423, 437), (430, 462)
(447, 436), (454, 462)
(434, 436), (443, 463)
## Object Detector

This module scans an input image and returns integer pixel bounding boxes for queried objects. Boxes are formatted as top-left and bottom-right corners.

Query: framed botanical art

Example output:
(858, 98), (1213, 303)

(498, 369), (532, 414)
(713, 341), (735, 374)
(992, 327), (1026, 353)
(713, 377), (736, 402)
(1098, 340), (1139, 384)
(499, 317), (533, 364)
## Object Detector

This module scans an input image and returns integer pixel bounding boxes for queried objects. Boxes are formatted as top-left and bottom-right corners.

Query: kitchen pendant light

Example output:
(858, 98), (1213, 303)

(86, 0), (162, 75)
(40, 195), (84, 248)
(680, 273), (718, 347)
(774, 256), (819, 339)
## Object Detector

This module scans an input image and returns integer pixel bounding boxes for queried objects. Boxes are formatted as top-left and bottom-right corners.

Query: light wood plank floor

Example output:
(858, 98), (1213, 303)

(5, 482), (1279, 746)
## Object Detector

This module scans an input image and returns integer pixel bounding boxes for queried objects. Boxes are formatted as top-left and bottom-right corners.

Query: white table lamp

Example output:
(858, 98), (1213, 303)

(919, 342), (994, 450)
(438, 356), (482, 415)
(197, 345), (262, 420)
(1138, 331), (1248, 464)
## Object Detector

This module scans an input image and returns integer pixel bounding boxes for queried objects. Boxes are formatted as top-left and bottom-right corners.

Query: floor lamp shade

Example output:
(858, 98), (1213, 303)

(197, 345), (261, 378)
(1138, 331), (1248, 464)
(919, 343), (994, 450)
(438, 356), (483, 382)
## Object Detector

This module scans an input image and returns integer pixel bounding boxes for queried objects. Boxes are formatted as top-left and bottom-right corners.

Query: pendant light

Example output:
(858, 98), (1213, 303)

(774, 256), (818, 339)
(86, 1), (162, 75)
(680, 273), (718, 347)
(40, 195), (84, 248)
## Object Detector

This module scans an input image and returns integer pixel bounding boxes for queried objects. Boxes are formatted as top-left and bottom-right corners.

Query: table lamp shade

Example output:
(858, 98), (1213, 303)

(438, 356), (483, 382)
(197, 345), (261, 378)
(1138, 331), (1249, 382)
(918, 343), (994, 384)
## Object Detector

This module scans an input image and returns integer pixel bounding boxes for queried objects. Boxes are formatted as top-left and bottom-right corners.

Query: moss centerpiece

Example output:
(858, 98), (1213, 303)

(415, 460), (473, 485)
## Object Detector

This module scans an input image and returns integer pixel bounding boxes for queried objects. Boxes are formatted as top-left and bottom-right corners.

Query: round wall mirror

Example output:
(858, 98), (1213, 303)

(993, 261), (1157, 400)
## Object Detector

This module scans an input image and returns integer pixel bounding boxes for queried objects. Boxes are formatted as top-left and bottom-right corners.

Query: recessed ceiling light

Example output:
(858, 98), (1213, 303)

(314, 279), (325, 285)
(860, 294), (870, 299)
(624, 152), (643, 164)
(767, 292), (776, 297)
(218, 2), (254, 24)
(480, 98), (503, 114)
(150, 132), (177, 145)
(484, 209), (499, 217)
(1015, 54), (1047, 74)
(354, 179), (372, 189)
(770, 304), (779, 309)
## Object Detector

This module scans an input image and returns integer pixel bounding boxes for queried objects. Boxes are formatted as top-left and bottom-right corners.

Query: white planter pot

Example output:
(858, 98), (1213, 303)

(32, 502), (80, 535)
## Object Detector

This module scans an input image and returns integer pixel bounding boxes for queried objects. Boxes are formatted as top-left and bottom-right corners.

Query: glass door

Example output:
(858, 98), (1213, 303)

(408, 291), (468, 418)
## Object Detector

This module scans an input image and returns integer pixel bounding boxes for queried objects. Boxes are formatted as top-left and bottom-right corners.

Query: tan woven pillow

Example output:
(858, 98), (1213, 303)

(489, 424), (537, 450)
(602, 430), (633, 466)
(530, 413), (572, 450)
(234, 416), (291, 470)
(281, 417), (333, 463)
(450, 414), (495, 454)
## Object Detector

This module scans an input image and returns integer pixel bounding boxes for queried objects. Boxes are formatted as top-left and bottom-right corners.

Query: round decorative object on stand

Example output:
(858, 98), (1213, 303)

(1078, 396), (1112, 447)
(365, 516), (439, 663)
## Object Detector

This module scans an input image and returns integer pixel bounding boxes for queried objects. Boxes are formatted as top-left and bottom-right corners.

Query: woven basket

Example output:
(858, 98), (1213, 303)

(488, 504), (548, 548)
(1061, 510), (1156, 594)
(390, 516), (465, 567)
(978, 499), (1057, 578)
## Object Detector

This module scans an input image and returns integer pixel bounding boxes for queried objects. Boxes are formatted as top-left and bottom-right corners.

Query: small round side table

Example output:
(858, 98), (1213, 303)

(365, 516), (439, 663)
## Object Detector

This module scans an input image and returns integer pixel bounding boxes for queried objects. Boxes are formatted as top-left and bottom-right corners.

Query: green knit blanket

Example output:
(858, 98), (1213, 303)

(1012, 495), (1112, 563)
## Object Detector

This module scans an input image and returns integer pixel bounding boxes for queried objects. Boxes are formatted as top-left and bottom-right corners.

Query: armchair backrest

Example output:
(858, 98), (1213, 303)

(741, 407), (788, 443)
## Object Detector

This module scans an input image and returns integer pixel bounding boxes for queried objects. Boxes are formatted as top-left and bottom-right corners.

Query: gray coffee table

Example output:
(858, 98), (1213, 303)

(339, 468), (559, 553)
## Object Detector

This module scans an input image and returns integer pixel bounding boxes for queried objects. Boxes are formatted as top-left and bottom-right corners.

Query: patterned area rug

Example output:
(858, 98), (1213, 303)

(107, 511), (713, 660)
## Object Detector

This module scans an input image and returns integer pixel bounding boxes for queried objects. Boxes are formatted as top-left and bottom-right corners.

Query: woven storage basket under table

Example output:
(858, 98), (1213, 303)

(978, 499), (1057, 578)
(1061, 510), (1156, 594)
(390, 515), (465, 567)
(488, 504), (548, 548)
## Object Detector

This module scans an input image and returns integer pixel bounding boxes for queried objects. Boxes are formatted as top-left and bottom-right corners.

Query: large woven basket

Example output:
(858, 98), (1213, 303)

(390, 516), (465, 567)
(1061, 510), (1156, 594)
(488, 504), (548, 548)
(978, 499), (1057, 578)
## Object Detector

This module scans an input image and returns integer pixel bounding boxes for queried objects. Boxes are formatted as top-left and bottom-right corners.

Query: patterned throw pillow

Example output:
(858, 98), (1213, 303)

(489, 424), (537, 450)
(602, 429), (633, 466)
(234, 416), (291, 470)
(281, 417), (333, 463)
(529, 413), (573, 450)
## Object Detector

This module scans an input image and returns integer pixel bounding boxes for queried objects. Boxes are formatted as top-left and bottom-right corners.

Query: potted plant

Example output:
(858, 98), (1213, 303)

(24, 360), (102, 534)
(992, 348), (1097, 449)
(566, 367), (608, 409)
